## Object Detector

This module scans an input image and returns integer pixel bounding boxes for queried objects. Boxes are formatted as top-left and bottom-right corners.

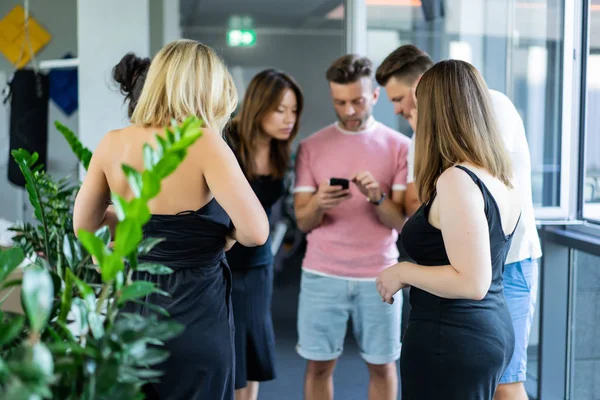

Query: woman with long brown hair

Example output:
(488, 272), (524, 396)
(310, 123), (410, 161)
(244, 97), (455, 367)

(376, 60), (521, 399)
(225, 69), (303, 400)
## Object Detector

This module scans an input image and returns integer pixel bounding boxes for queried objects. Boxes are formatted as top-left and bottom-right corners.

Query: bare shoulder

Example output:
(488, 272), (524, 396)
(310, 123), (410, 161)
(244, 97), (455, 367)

(93, 127), (127, 160)
(436, 166), (483, 205)
(188, 128), (237, 171)
(191, 127), (228, 153)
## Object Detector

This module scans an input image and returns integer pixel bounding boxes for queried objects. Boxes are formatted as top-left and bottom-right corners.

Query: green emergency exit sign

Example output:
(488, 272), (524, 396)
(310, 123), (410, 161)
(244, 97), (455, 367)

(227, 29), (256, 47)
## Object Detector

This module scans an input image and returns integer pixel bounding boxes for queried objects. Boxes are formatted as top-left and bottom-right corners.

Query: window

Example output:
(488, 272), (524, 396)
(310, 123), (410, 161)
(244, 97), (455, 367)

(366, 0), (568, 215)
(583, 1), (600, 221)
(571, 250), (600, 399)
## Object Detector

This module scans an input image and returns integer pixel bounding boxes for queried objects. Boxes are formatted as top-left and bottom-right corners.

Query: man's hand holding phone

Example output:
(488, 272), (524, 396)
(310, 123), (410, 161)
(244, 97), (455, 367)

(314, 179), (352, 210)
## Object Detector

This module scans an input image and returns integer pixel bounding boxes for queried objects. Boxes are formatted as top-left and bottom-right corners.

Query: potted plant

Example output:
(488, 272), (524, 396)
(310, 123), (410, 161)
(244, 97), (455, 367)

(0, 116), (203, 399)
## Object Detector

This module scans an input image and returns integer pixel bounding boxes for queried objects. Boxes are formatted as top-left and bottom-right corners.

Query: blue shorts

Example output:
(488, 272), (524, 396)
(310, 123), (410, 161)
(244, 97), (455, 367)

(500, 258), (539, 384)
(296, 270), (402, 365)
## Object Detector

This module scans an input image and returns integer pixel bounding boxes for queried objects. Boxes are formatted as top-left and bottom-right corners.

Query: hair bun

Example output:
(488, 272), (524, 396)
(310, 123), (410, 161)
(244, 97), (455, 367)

(112, 53), (151, 96)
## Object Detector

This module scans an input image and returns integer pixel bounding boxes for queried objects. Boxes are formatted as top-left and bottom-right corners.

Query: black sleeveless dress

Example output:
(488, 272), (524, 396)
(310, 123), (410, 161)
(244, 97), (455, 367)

(400, 166), (517, 400)
(124, 198), (234, 400)
(225, 175), (284, 389)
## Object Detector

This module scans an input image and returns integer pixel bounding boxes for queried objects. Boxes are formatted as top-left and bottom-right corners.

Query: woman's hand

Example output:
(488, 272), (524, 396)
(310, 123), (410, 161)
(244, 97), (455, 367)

(376, 262), (409, 304)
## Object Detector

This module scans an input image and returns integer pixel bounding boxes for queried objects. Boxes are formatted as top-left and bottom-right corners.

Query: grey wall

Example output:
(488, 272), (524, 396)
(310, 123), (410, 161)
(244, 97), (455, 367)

(0, 0), (78, 223)
(188, 31), (345, 145)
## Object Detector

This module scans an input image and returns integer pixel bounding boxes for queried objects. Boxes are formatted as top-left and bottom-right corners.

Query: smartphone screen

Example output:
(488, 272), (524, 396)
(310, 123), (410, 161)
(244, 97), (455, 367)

(329, 178), (349, 190)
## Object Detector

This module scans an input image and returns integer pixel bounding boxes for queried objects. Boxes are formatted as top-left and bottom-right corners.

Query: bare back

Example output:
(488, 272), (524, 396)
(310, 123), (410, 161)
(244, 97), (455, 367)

(73, 123), (269, 247)
(103, 125), (211, 215)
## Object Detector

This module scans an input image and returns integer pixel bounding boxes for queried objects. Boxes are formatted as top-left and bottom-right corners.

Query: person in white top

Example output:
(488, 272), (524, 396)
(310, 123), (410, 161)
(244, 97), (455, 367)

(375, 45), (542, 400)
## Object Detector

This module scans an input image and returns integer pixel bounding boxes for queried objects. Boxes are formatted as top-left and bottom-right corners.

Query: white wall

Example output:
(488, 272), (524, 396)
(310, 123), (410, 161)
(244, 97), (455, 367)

(77, 0), (150, 159)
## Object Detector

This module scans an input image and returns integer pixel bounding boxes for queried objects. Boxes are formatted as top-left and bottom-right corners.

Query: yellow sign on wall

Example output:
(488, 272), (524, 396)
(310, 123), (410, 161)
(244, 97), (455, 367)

(0, 5), (51, 68)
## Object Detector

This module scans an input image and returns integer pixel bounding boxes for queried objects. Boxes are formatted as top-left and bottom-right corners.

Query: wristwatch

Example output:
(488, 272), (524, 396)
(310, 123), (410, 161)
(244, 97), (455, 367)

(368, 192), (386, 206)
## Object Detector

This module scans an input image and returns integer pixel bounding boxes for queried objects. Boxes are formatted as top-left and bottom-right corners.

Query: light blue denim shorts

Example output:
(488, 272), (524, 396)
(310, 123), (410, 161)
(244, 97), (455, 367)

(500, 258), (539, 384)
(296, 270), (402, 365)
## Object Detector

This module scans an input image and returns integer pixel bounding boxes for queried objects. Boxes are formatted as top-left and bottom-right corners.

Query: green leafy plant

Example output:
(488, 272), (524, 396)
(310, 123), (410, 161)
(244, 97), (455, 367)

(54, 121), (93, 171)
(9, 150), (86, 281)
(9, 121), (95, 284)
(0, 116), (204, 399)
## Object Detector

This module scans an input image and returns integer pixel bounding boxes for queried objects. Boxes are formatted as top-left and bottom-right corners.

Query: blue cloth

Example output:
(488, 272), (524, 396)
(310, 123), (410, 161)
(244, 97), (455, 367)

(499, 257), (539, 384)
(296, 271), (401, 364)
(48, 53), (78, 116)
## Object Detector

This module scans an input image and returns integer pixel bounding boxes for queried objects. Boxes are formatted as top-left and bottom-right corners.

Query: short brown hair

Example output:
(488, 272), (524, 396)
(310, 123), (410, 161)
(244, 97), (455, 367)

(375, 45), (434, 86)
(414, 60), (513, 203)
(326, 54), (373, 84)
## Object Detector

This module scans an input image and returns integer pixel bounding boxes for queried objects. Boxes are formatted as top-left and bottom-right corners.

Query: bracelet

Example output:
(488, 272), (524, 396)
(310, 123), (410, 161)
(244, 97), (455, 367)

(368, 192), (386, 206)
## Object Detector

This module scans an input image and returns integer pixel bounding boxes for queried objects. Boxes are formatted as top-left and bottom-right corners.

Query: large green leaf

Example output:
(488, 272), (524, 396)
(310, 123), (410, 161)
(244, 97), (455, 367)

(114, 219), (143, 257)
(21, 266), (54, 334)
(145, 319), (185, 342)
(122, 165), (143, 198)
(95, 226), (112, 248)
(118, 281), (156, 305)
(10, 149), (51, 259)
(54, 121), (93, 170)
(88, 312), (104, 340)
(77, 230), (107, 265)
(137, 237), (165, 256)
(136, 263), (173, 275)
(7, 341), (54, 382)
(47, 341), (98, 358)
(62, 233), (84, 272)
(125, 199), (151, 226)
(141, 171), (160, 200)
(169, 132), (202, 153)
(58, 268), (73, 324)
(154, 135), (168, 159)
(131, 347), (170, 367)
(0, 247), (25, 282)
(110, 193), (128, 221)
(0, 315), (25, 345)
(70, 297), (89, 335)
(143, 143), (159, 171)
(100, 252), (125, 283)
(152, 154), (180, 180)
(128, 299), (170, 317)
(66, 269), (95, 310)
(2, 375), (52, 400)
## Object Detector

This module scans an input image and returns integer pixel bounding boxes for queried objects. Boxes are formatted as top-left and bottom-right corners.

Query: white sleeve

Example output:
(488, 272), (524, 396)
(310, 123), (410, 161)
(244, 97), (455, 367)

(407, 135), (415, 184)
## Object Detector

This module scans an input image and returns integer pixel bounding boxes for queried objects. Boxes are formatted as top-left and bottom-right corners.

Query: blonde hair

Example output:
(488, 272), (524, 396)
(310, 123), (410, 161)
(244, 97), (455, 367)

(414, 60), (513, 203)
(131, 39), (238, 134)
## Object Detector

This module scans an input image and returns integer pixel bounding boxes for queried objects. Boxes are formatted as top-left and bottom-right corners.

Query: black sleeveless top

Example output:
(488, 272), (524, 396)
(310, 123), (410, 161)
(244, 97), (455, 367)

(402, 165), (519, 315)
(138, 198), (231, 268)
(399, 165), (519, 400)
(225, 174), (285, 269)
(224, 126), (287, 269)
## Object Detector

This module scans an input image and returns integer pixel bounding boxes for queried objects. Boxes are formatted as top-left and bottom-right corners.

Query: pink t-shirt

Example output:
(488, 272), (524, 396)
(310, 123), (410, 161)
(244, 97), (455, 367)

(293, 119), (410, 279)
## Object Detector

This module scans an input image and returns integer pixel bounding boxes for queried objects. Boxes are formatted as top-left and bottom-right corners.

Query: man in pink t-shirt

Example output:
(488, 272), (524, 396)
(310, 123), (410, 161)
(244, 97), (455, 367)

(293, 54), (410, 400)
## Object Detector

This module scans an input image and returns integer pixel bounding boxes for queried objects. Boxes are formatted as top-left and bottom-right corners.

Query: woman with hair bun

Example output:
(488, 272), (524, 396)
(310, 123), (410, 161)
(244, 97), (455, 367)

(73, 40), (270, 400)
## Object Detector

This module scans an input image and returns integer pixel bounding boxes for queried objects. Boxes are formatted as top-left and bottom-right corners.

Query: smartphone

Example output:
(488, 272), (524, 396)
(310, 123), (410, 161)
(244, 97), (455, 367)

(329, 177), (349, 190)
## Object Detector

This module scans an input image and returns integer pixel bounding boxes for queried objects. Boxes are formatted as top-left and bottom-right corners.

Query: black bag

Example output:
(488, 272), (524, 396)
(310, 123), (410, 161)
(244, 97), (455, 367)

(6, 68), (49, 187)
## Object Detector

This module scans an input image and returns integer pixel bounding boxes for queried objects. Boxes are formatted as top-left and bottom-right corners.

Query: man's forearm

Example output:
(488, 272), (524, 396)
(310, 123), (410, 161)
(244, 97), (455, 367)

(295, 197), (325, 233)
(374, 198), (405, 231)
